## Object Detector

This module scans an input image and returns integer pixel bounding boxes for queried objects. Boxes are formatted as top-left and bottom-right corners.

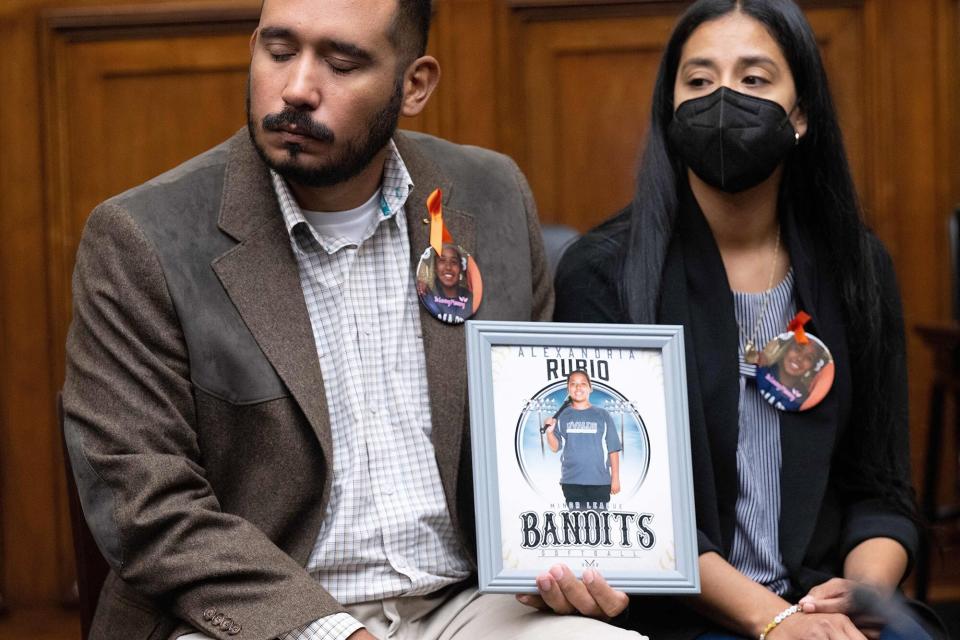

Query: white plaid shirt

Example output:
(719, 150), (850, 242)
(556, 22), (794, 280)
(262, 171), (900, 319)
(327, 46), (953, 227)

(272, 141), (472, 640)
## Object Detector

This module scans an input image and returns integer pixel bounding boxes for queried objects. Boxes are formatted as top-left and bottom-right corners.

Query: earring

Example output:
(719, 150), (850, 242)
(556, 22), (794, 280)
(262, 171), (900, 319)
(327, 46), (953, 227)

(794, 131), (800, 146)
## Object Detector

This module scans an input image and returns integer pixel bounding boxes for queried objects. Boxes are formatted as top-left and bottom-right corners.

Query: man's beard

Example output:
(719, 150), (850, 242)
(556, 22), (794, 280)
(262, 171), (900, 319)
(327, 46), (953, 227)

(247, 78), (403, 188)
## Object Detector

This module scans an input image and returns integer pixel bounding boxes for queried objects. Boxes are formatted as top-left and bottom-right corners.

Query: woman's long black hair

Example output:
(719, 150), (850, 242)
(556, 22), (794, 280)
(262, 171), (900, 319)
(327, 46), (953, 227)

(624, 0), (916, 515)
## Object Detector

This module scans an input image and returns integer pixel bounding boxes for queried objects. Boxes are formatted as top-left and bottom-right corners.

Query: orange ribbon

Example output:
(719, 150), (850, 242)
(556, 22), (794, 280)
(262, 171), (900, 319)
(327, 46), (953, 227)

(427, 188), (453, 257)
(788, 311), (811, 344)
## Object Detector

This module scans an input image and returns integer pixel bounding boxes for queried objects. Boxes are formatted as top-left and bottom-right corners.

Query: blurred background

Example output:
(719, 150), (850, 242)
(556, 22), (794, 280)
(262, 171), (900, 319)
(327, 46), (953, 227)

(0, 0), (957, 637)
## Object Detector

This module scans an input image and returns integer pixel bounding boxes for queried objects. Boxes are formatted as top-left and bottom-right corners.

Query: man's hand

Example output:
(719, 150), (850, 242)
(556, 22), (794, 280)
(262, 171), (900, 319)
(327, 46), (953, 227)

(347, 629), (378, 640)
(798, 578), (886, 639)
(611, 476), (621, 495)
(515, 564), (628, 620)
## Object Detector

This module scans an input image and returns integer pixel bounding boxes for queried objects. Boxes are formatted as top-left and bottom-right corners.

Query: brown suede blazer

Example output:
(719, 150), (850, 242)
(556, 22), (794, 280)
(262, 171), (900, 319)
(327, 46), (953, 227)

(62, 129), (553, 640)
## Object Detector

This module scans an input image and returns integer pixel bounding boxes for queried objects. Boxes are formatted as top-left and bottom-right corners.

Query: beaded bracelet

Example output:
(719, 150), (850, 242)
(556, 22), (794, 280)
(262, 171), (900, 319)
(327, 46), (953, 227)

(758, 604), (801, 640)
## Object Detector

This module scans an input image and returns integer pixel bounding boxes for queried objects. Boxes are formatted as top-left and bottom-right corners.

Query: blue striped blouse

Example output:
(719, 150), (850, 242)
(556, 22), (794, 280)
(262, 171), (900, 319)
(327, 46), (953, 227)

(730, 269), (796, 595)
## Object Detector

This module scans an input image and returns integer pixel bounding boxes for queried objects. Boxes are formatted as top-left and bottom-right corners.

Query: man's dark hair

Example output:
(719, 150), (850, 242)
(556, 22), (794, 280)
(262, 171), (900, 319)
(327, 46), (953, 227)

(390, 0), (432, 67)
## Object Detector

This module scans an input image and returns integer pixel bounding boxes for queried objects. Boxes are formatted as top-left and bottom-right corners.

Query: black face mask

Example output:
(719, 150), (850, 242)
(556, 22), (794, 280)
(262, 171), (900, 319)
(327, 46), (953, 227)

(667, 87), (799, 193)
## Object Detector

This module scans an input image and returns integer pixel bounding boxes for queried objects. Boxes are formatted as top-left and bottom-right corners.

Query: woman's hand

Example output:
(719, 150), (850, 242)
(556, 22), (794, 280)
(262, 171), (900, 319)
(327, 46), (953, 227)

(798, 578), (886, 639)
(771, 610), (868, 640)
(796, 537), (908, 638)
(799, 577), (860, 614)
(689, 553), (879, 639)
(515, 564), (629, 620)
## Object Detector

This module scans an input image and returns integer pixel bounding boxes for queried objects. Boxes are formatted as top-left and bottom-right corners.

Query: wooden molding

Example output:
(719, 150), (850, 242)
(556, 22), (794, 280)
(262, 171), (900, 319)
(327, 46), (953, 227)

(505, 0), (864, 13)
(507, 0), (683, 8)
(504, 0), (686, 21)
(43, 1), (259, 40)
(943, 0), (960, 205)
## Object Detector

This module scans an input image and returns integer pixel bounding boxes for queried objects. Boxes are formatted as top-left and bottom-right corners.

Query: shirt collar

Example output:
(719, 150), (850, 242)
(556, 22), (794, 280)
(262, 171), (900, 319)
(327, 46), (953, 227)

(271, 138), (415, 251)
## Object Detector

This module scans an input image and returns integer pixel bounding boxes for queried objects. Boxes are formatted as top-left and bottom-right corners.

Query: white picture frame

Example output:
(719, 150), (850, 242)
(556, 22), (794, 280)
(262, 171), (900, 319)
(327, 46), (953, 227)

(465, 320), (699, 594)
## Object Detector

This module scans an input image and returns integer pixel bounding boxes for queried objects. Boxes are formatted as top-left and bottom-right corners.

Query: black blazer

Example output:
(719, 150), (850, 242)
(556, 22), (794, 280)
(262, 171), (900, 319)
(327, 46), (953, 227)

(554, 186), (918, 639)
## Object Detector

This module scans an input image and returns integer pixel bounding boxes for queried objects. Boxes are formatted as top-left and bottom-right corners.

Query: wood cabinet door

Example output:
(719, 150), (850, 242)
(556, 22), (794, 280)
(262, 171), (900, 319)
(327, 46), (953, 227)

(499, 2), (870, 231)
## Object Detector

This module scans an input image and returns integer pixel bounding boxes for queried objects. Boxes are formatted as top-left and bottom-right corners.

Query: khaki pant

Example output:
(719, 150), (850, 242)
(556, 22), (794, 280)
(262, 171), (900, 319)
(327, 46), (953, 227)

(178, 585), (647, 640)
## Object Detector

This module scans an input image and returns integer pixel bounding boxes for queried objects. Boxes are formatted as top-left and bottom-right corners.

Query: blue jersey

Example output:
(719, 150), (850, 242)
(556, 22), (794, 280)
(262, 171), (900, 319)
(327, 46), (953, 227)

(554, 406), (622, 485)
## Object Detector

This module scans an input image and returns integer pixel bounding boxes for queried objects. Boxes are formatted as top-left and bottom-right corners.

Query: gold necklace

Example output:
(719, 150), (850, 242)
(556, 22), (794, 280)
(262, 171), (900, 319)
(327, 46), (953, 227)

(742, 225), (782, 365)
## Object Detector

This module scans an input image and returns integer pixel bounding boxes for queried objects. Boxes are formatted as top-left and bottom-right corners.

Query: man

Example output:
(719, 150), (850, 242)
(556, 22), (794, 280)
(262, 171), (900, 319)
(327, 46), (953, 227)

(61, 1), (644, 639)
(544, 370), (622, 510)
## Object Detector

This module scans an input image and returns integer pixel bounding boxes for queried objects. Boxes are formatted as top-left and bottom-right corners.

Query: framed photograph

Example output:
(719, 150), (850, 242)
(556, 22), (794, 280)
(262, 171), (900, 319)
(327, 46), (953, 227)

(465, 321), (699, 594)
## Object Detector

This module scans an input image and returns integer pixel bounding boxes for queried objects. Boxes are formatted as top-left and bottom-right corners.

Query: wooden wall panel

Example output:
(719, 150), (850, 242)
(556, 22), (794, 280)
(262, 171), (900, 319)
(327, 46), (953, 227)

(1, 2), (72, 608)
(433, 0), (499, 148)
(870, 0), (952, 508)
(941, 0), (959, 210)
(505, 4), (869, 231)
(516, 13), (675, 228)
(45, 28), (252, 381)
(41, 5), (259, 603)
(805, 8), (867, 202)
(928, 0), (960, 519)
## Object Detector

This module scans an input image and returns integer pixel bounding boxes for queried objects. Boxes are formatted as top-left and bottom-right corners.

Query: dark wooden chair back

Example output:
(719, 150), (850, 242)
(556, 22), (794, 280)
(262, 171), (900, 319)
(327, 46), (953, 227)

(58, 393), (110, 640)
(540, 223), (580, 279)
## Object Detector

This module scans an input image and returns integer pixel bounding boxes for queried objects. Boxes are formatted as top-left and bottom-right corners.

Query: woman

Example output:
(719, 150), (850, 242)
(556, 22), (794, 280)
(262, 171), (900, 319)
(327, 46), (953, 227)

(555, 1), (942, 638)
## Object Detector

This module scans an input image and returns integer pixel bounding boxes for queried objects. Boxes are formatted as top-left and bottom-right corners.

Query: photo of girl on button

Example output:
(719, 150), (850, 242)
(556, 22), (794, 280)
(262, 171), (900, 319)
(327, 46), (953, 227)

(757, 333), (834, 411)
(416, 243), (482, 324)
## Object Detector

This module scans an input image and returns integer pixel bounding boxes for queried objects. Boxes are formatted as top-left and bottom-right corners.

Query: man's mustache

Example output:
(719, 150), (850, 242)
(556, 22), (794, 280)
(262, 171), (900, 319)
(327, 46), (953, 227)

(262, 109), (335, 143)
